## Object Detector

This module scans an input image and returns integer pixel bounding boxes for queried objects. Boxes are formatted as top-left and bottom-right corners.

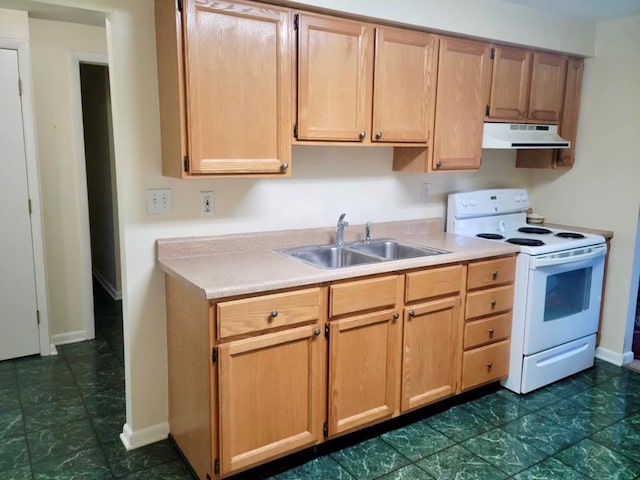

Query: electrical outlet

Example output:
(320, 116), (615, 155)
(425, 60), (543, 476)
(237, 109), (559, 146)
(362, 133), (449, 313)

(200, 191), (214, 215)
(146, 189), (172, 214)
(421, 183), (430, 202)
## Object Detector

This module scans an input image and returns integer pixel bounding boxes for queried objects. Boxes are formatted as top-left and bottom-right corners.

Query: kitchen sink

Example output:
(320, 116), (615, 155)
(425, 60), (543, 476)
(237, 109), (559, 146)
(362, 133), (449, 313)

(277, 240), (449, 269)
(348, 240), (448, 260)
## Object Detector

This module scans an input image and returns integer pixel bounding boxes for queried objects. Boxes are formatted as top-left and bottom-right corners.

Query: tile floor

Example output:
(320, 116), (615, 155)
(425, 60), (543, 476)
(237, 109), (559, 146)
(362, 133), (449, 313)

(2, 286), (640, 479)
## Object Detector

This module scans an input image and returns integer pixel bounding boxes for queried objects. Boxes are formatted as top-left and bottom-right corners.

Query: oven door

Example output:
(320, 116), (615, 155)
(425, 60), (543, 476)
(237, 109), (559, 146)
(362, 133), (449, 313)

(522, 244), (607, 355)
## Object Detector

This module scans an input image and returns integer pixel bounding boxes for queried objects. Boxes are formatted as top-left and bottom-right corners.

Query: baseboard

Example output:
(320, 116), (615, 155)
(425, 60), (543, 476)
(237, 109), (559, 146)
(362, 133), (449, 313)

(51, 330), (88, 346)
(92, 268), (122, 300)
(595, 346), (633, 366)
(120, 422), (169, 451)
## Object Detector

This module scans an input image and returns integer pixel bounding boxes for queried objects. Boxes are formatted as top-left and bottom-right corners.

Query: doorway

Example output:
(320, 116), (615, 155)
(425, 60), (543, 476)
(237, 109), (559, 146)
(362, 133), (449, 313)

(73, 57), (121, 343)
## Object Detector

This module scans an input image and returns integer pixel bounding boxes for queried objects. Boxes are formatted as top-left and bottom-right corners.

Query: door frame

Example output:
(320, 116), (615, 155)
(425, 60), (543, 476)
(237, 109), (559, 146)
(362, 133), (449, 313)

(69, 51), (112, 341)
(0, 38), (52, 356)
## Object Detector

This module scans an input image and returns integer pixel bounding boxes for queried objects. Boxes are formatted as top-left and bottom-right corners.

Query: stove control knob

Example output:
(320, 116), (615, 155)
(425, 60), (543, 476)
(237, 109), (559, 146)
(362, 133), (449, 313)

(461, 199), (469, 207)
(514, 194), (521, 202)
(469, 199), (476, 206)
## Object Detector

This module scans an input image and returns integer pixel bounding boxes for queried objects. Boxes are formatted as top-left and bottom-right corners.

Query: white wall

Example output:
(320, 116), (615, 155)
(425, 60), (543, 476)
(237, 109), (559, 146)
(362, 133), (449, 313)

(0, 7), (28, 38)
(529, 15), (640, 362)
(28, 18), (107, 339)
(0, 0), (612, 447)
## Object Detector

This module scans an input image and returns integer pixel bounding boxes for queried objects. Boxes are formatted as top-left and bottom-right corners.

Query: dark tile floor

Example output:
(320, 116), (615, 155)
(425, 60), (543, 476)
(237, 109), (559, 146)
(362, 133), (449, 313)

(3, 286), (640, 479)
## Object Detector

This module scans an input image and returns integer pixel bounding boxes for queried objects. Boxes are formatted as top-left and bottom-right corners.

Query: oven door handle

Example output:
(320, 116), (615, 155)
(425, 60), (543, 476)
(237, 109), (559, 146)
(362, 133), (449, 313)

(531, 245), (607, 269)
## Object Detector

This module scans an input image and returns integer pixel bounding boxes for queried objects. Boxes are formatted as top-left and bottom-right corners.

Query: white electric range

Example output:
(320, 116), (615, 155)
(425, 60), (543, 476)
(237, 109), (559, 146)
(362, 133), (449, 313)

(447, 189), (607, 393)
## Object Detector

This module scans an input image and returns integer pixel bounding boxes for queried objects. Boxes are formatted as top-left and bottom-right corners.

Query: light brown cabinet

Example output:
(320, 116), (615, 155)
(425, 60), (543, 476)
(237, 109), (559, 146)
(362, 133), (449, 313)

(327, 275), (403, 436)
(401, 265), (464, 412)
(487, 47), (567, 124)
(515, 57), (583, 169)
(155, 0), (292, 178)
(296, 13), (437, 145)
(461, 256), (515, 392)
(165, 255), (516, 478)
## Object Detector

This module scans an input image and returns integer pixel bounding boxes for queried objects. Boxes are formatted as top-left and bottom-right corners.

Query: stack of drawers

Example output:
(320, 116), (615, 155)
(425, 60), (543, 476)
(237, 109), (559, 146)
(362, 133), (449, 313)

(461, 256), (516, 391)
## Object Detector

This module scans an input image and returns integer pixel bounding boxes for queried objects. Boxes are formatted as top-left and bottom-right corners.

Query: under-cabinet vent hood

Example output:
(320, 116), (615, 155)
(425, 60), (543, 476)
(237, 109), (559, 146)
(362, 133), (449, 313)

(482, 122), (570, 149)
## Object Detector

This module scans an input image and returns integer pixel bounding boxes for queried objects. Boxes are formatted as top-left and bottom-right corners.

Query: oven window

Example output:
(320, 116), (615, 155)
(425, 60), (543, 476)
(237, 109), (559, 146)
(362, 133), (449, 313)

(544, 267), (592, 322)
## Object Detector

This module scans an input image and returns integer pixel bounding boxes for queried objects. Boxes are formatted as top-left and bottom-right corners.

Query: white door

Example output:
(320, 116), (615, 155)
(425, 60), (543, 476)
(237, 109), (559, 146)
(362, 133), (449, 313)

(0, 48), (40, 360)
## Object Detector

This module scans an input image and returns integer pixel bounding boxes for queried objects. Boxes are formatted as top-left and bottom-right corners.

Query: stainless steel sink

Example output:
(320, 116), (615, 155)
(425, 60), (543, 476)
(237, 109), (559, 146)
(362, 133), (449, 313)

(349, 240), (449, 260)
(279, 245), (382, 269)
(277, 239), (448, 269)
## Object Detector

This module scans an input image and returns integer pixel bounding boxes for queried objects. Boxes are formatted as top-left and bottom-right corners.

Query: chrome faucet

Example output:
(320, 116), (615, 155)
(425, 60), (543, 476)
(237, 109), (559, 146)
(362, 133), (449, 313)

(365, 222), (372, 243)
(336, 213), (349, 247)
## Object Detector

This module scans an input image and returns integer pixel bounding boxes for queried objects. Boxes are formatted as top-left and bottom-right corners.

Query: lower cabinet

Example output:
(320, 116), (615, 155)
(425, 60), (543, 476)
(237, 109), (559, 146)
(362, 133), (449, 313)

(217, 324), (325, 474)
(165, 255), (516, 479)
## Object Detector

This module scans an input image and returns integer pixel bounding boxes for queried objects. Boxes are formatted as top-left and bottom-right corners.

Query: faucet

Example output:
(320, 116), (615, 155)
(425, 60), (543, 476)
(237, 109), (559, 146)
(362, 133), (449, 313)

(336, 213), (349, 247)
(365, 222), (372, 243)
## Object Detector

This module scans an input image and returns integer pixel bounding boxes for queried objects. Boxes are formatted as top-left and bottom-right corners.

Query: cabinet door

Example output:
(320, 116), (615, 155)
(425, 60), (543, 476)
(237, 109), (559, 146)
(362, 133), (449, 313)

(218, 324), (325, 474)
(488, 46), (532, 122)
(402, 297), (461, 411)
(528, 52), (567, 123)
(297, 13), (373, 141)
(328, 310), (401, 436)
(432, 37), (492, 171)
(556, 57), (583, 167)
(371, 27), (437, 143)
(183, 0), (291, 174)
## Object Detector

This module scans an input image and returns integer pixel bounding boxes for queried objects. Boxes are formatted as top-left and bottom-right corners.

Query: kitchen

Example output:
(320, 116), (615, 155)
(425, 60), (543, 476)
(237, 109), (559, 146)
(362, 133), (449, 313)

(0, 0), (639, 478)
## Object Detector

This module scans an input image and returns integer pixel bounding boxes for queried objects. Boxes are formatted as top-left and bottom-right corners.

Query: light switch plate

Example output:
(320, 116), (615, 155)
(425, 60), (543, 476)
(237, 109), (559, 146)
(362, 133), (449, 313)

(146, 189), (172, 214)
(421, 183), (430, 202)
(200, 191), (214, 215)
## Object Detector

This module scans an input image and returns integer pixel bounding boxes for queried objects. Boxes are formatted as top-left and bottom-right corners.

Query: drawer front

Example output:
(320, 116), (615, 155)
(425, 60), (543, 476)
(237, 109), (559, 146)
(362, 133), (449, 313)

(217, 287), (322, 339)
(330, 275), (401, 317)
(464, 313), (512, 350)
(467, 257), (515, 290)
(466, 285), (514, 320)
(461, 339), (510, 391)
(405, 265), (463, 303)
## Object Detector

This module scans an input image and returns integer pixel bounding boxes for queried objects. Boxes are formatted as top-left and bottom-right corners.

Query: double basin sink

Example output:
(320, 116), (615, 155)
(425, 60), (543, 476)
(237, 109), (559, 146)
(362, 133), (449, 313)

(277, 239), (449, 269)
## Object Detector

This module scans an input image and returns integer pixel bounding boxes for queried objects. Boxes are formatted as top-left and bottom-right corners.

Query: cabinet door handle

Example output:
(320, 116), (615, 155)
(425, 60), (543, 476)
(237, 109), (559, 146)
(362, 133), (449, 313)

(375, 131), (383, 140)
(487, 362), (493, 370)
(313, 327), (321, 336)
(408, 310), (415, 318)
(490, 300), (496, 308)
(359, 131), (366, 140)
(270, 310), (278, 318)
(488, 328), (495, 337)
(436, 160), (442, 169)
(393, 312), (399, 320)
(491, 271), (498, 280)
(280, 162), (289, 171)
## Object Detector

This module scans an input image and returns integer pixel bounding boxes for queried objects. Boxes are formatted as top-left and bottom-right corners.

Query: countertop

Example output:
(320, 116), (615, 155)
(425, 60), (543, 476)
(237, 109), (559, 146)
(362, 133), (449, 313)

(157, 218), (519, 300)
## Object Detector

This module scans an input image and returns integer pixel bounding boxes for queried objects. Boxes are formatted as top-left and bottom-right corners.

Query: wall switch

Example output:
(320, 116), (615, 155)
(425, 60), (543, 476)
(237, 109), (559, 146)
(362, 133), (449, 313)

(200, 191), (214, 215)
(146, 188), (172, 214)
(421, 183), (430, 202)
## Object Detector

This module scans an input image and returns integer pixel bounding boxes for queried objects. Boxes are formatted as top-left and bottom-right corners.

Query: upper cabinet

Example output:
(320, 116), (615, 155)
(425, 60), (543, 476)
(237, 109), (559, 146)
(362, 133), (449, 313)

(431, 37), (492, 171)
(295, 13), (437, 145)
(155, 0), (292, 178)
(487, 47), (567, 124)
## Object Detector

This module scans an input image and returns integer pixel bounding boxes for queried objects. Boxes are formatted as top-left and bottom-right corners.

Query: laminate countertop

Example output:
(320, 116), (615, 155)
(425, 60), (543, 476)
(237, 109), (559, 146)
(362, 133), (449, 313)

(157, 218), (519, 300)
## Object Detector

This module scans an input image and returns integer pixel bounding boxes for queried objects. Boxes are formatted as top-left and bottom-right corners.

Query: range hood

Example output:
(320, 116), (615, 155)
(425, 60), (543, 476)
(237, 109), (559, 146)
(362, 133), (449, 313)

(482, 122), (570, 149)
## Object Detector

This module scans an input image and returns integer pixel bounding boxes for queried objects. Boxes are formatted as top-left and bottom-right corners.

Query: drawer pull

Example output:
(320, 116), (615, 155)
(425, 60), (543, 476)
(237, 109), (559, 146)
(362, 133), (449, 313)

(270, 310), (278, 319)
(393, 312), (400, 321)
(313, 328), (321, 336)
(490, 299), (496, 308)
(492, 271), (498, 280)
(488, 328), (495, 337)
(408, 310), (415, 319)
(487, 362), (493, 370)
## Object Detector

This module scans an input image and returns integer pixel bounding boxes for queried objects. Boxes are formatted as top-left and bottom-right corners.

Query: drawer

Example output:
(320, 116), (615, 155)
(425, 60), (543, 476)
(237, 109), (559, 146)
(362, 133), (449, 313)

(464, 313), (511, 350)
(217, 287), (322, 339)
(466, 285), (514, 320)
(467, 256), (515, 290)
(461, 339), (510, 391)
(405, 264), (463, 303)
(330, 275), (401, 317)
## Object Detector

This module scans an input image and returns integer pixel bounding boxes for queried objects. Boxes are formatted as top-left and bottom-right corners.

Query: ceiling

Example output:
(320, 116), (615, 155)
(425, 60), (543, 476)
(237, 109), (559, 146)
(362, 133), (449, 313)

(498, 0), (640, 22)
